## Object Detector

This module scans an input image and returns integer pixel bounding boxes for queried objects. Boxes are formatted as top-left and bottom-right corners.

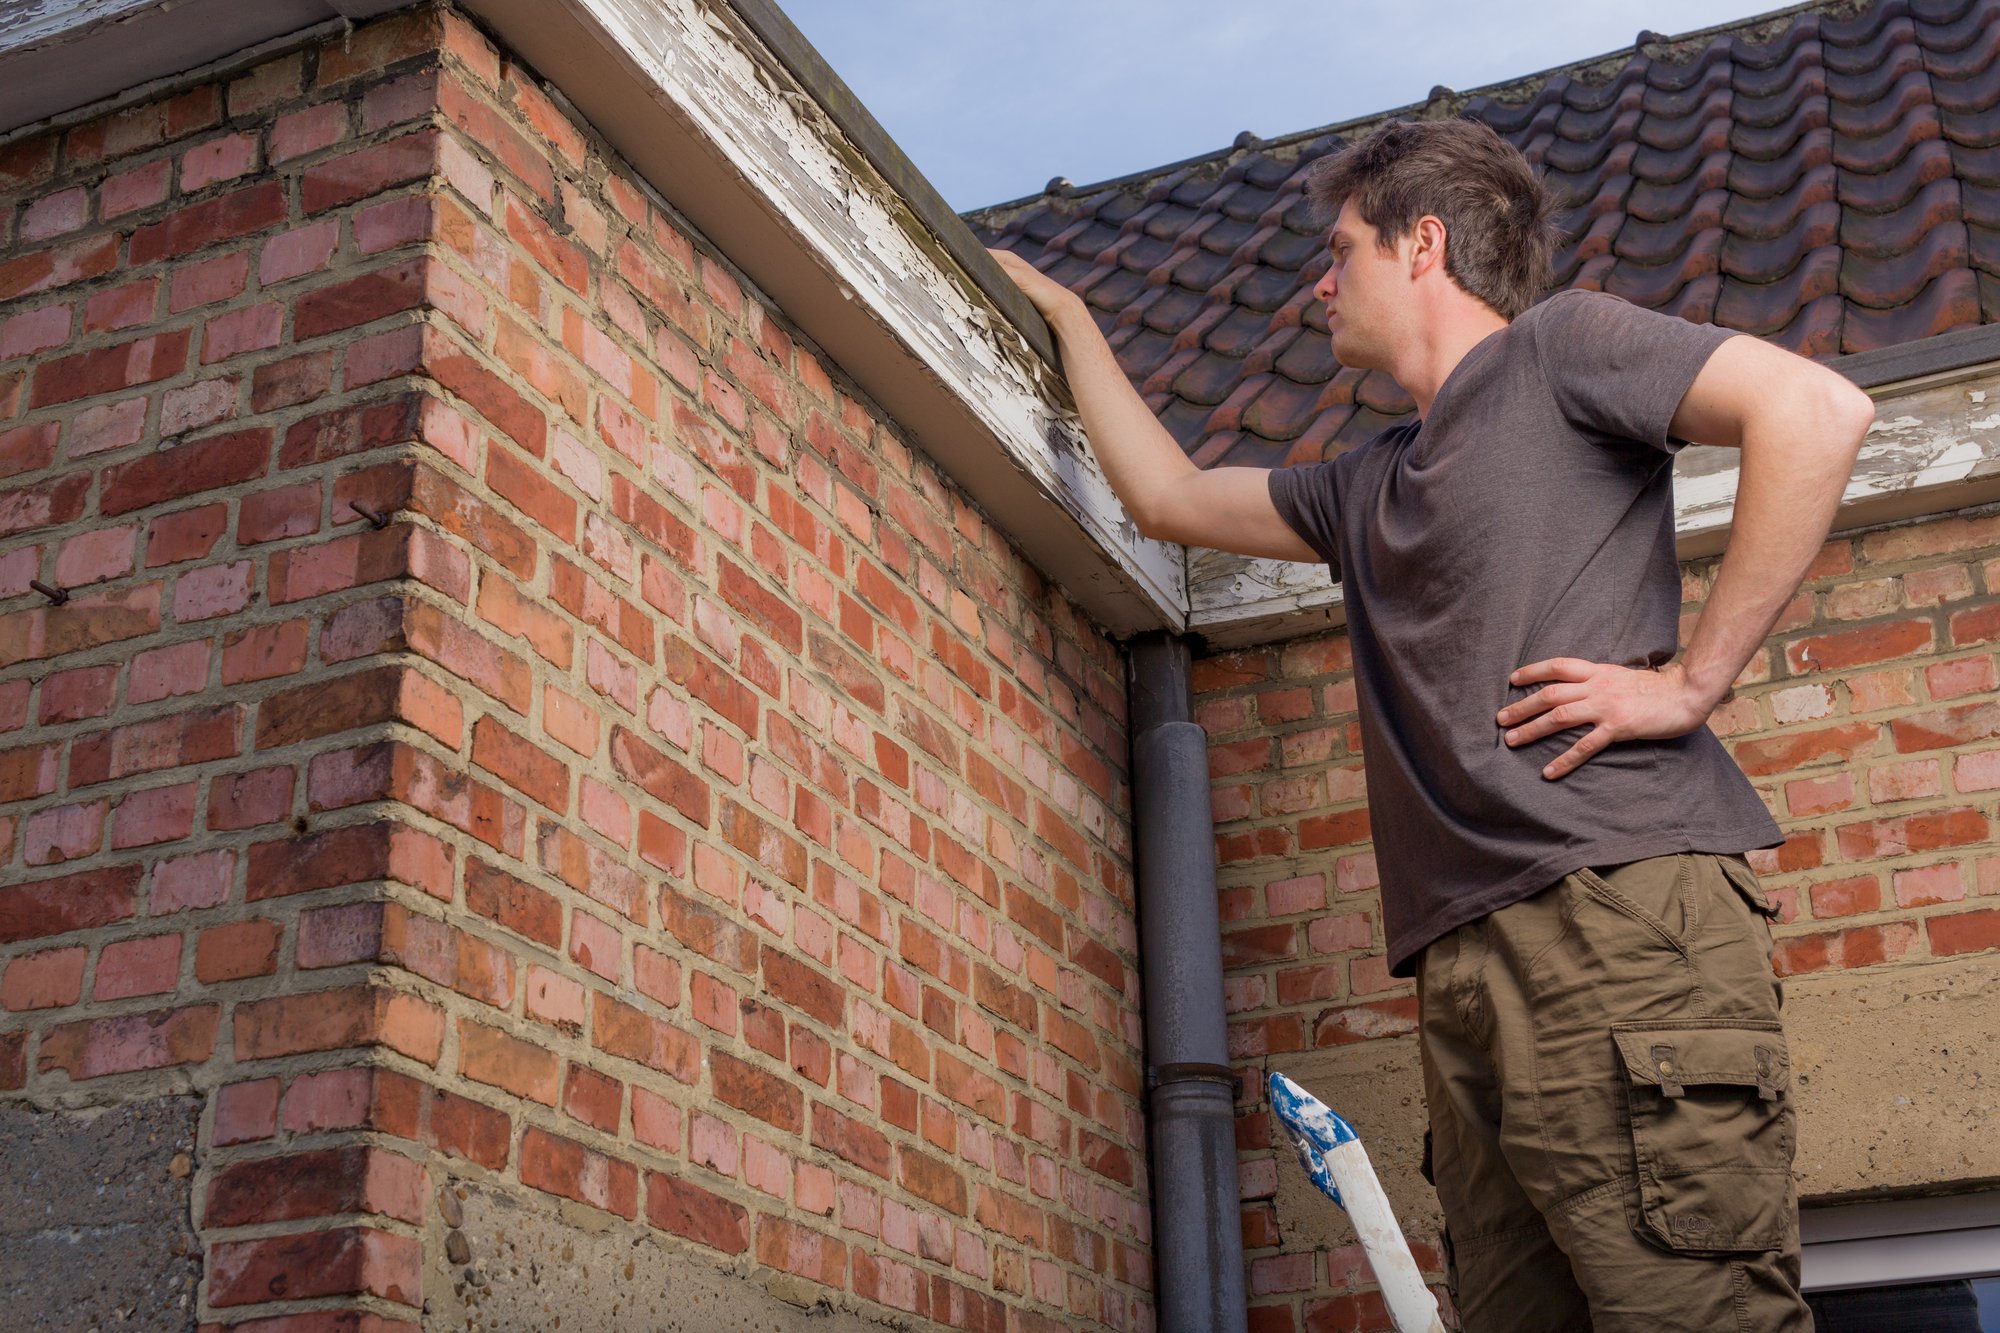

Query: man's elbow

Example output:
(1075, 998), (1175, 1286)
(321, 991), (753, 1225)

(1825, 376), (1876, 454)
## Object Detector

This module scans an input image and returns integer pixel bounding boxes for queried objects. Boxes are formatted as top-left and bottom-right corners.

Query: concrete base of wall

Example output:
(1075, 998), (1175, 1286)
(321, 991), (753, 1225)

(0, 1096), (201, 1331)
(1789, 953), (2000, 1200)
(1267, 1036), (1440, 1256)
(427, 1178), (916, 1331)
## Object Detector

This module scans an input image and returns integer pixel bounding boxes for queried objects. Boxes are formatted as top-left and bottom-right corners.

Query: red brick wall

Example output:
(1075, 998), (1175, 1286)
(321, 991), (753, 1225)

(0, 10), (1147, 1329)
(1199, 510), (2000, 1328)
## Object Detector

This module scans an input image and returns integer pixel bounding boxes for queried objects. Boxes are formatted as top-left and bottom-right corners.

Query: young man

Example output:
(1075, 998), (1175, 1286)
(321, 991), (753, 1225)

(992, 117), (1873, 1331)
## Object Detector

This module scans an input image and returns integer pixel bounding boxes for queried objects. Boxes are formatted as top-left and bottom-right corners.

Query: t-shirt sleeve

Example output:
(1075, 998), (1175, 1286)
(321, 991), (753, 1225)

(1532, 289), (1740, 453)
(1266, 459), (1342, 572)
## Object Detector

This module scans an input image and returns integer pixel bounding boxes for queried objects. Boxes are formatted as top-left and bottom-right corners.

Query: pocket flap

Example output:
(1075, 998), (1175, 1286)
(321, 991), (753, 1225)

(1717, 854), (1781, 919)
(1612, 1020), (1789, 1099)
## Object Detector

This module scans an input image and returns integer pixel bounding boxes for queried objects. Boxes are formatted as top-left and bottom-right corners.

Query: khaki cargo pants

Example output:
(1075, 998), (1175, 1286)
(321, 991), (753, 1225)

(1415, 851), (1814, 1332)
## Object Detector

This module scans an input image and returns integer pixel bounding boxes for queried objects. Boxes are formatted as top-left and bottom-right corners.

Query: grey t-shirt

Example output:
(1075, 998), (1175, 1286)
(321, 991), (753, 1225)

(1268, 288), (1784, 977)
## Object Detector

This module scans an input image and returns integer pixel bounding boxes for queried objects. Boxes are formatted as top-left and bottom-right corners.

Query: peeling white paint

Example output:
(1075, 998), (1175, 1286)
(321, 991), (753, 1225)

(553, 0), (1186, 626)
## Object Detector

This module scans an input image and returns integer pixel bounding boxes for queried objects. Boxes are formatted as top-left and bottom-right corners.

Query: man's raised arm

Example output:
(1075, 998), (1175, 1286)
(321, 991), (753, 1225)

(988, 248), (1321, 563)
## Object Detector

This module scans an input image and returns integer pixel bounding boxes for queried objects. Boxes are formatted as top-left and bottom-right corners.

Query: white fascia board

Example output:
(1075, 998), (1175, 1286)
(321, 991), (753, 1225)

(1187, 359), (2000, 650)
(0, 0), (409, 133)
(460, 0), (1187, 636)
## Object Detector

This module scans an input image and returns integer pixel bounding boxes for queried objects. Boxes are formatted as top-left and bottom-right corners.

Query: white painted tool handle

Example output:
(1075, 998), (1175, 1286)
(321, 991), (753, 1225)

(1325, 1139), (1447, 1333)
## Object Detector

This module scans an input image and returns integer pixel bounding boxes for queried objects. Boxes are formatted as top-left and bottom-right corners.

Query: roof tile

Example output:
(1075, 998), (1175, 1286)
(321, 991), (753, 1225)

(969, 0), (2000, 467)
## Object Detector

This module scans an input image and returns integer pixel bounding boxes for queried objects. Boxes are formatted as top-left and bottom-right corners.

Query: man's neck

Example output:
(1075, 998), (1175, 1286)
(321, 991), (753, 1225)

(1392, 308), (1512, 419)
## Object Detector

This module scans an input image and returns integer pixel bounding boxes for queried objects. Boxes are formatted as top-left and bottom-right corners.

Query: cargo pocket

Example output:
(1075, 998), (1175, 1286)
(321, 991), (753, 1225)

(1612, 1019), (1794, 1254)
(1716, 854), (1781, 920)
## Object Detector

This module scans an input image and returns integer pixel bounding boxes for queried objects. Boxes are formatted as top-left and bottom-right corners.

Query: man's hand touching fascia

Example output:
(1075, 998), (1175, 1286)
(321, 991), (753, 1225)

(987, 248), (1321, 564)
(1500, 334), (1875, 780)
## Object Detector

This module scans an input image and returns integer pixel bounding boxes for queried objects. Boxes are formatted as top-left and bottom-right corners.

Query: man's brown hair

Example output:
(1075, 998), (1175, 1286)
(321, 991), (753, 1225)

(1305, 118), (1560, 319)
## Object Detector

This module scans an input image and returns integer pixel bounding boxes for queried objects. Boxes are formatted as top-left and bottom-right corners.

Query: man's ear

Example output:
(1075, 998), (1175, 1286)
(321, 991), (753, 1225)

(1408, 215), (1448, 279)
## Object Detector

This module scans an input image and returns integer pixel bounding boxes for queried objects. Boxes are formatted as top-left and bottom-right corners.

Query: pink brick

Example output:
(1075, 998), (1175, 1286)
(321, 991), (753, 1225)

(160, 379), (237, 435)
(1, 303), (72, 360)
(3, 947), (87, 1011)
(690, 1112), (738, 1175)
(23, 800), (107, 865)
(212, 1078), (280, 1144)
(1265, 873), (1325, 916)
(149, 848), (235, 913)
(1895, 862), (1967, 907)
(1306, 911), (1373, 954)
(270, 101), (347, 163)
(68, 396), (148, 457)
(354, 196), (433, 254)
(281, 1067), (373, 1132)
(1786, 771), (1854, 817)
(39, 666), (117, 723)
(100, 159), (172, 218)
(53, 525), (137, 586)
(82, 280), (157, 336)
(180, 132), (257, 191)
(20, 187), (88, 243)
(632, 1085), (682, 1152)
(1955, 748), (2000, 793)
(201, 302), (282, 364)
(128, 640), (210, 703)
(524, 965), (586, 1030)
(579, 777), (630, 847)
(342, 324), (423, 388)
(167, 251), (248, 311)
(570, 910), (621, 982)
(1868, 759), (1944, 804)
(258, 220), (339, 284)
(1926, 654), (1997, 701)
(744, 1135), (789, 1197)
(111, 782), (197, 849)
(172, 560), (253, 621)
(93, 933), (183, 1000)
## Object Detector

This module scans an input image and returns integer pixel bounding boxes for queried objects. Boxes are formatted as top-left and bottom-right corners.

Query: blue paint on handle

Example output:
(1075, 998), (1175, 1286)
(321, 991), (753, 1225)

(1269, 1070), (1358, 1207)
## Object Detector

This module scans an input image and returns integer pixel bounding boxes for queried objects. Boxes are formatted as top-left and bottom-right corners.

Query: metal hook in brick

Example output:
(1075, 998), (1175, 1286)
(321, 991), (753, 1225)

(346, 502), (392, 530)
(28, 580), (68, 606)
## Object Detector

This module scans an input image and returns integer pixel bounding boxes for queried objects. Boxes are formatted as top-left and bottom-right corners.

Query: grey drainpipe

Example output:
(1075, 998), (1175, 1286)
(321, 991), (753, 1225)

(1128, 630), (1248, 1333)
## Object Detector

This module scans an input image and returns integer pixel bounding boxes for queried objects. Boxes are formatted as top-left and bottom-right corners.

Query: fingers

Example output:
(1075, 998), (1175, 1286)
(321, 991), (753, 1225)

(1495, 682), (1585, 726)
(1542, 724), (1615, 779)
(1501, 700), (1592, 747)
(1509, 657), (1594, 686)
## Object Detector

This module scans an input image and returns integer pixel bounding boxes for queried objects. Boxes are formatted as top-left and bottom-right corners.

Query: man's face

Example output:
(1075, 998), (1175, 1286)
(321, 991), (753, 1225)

(1312, 200), (1401, 370)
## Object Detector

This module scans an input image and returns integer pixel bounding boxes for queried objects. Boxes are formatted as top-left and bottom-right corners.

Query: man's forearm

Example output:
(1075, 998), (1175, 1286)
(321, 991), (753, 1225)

(1044, 303), (1198, 532)
(1679, 397), (1872, 706)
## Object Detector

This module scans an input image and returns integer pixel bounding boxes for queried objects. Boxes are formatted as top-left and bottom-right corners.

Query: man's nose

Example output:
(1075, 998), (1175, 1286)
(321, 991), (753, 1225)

(1314, 270), (1335, 302)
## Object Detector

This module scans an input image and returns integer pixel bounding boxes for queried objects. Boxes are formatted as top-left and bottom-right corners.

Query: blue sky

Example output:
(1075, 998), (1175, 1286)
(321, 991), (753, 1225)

(778, 0), (1804, 211)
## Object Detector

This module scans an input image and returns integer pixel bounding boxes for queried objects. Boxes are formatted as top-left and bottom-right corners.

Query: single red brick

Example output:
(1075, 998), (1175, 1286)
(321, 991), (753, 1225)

(29, 329), (189, 408)
(520, 1125), (638, 1219)
(460, 1018), (559, 1104)
(204, 1145), (425, 1228)
(428, 1087), (511, 1168)
(93, 933), (183, 999)
(562, 1063), (623, 1133)
(166, 251), (249, 312)
(302, 130), (440, 213)
(201, 301), (283, 363)
(295, 258), (426, 339)
(471, 715), (570, 811)
(38, 1003), (217, 1079)
(109, 781), (197, 849)
(81, 279), (157, 334)
(591, 992), (699, 1083)
(0, 864), (139, 943)
(128, 181), (286, 264)
(206, 1226), (421, 1308)
(234, 984), (444, 1064)
(99, 426), (270, 516)
(144, 502), (227, 566)
(645, 1170), (748, 1254)
(211, 1077), (280, 1144)
(195, 918), (283, 982)
(1, 946), (86, 1010)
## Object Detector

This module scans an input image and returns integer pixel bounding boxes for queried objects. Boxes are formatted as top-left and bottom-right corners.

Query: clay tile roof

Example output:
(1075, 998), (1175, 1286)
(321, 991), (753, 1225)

(966, 0), (2000, 469)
